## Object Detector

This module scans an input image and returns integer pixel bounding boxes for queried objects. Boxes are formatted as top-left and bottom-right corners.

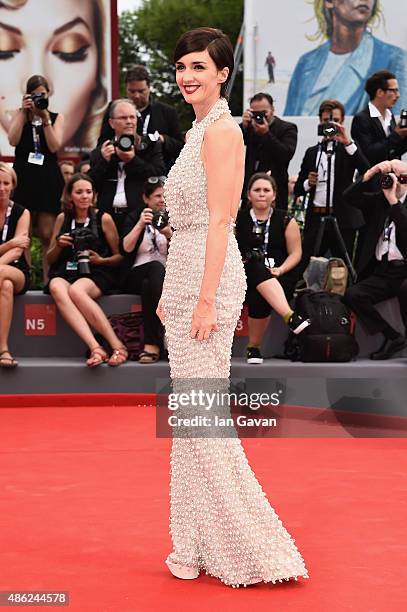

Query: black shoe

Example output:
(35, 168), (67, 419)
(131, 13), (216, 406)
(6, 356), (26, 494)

(370, 335), (407, 360)
(247, 347), (264, 364)
(288, 312), (311, 335)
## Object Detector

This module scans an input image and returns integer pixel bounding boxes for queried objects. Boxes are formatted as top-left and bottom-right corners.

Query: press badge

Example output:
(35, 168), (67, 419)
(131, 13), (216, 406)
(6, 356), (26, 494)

(28, 152), (45, 165)
(265, 257), (275, 270)
(66, 261), (78, 271)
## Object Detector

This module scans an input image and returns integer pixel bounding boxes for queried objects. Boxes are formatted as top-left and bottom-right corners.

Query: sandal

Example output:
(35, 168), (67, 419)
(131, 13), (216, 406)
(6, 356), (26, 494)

(86, 345), (108, 368)
(138, 351), (160, 364)
(108, 346), (128, 367)
(0, 350), (18, 369)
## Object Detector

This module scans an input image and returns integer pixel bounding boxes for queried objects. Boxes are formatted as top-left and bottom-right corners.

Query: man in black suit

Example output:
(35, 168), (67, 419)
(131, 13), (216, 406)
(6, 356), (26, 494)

(98, 65), (184, 174)
(351, 70), (407, 165)
(343, 159), (407, 360)
(89, 99), (165, 232)
(294, 100), (369, 280)
(240, 93), (297, 210)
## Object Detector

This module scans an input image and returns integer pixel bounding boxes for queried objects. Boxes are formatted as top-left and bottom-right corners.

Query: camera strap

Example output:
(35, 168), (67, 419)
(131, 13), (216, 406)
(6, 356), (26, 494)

(71, 217), (90, 232)
(0, 202), (13, 244)
(250, 208), (272, 254)
(142, 114), (151, 136)
(31, 120), (42, 154)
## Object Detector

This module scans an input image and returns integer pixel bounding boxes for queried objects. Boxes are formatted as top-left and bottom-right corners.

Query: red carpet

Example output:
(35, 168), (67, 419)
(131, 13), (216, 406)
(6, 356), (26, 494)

(0, 399), (406, 611)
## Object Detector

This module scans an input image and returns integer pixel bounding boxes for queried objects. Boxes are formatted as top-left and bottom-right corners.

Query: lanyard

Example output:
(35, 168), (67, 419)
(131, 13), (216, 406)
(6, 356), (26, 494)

(31, 120), (42, 154)
(142, 113), (151, 136)
(146, 224), (158, 252)
(0, 202), (13, 244)
(250, 208), (272, 254)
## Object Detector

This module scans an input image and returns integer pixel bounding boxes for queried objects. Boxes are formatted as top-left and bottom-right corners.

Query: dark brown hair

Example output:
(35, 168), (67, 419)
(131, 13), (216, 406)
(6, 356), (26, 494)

(61, 173), (96, 212)
(318, 99), (345, 120)
(365, 70), (397, 100)
(143, 179), (165, 198)
(174, 27), (234, 98)
(126, 65), (150, 85)
(247, 173), (277, 208)
(26, 74), (50, 94)
(250, 92), (274, 107)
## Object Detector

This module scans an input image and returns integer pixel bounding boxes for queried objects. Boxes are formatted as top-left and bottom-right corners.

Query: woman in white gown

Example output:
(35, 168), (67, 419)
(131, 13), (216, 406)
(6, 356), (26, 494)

(157, 27), (309, 587)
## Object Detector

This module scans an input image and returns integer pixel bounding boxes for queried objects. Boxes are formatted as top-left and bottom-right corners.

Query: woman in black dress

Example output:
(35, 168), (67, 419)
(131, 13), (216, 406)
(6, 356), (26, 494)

(0, 163), (31, 368)
(8, 75), (65, 282)
(236, 172), (305, 363)
(46, 173), (127, 367)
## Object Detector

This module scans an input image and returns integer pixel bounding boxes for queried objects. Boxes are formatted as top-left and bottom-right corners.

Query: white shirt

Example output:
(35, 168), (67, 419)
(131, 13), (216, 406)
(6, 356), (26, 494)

(303, 141), (357, 207)
(375, 192), (407, 262)
(112, 162), (127, 209)
(132, 225), (168, 268)
(368, 102), (392, 137)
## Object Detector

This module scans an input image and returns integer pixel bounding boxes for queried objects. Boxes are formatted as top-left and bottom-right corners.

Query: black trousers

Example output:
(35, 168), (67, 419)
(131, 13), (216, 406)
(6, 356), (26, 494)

(344, 260), (407, 335)
(121, 260), (165, 347)
(245, 260), (297, 318)
(297, 215), (356, 281)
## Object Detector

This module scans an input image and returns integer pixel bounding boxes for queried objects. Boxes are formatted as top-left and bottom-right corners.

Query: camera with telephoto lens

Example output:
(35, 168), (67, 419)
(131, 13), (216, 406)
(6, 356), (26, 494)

(31, 92), (49, 110)
(380, 172), (407, 190)
(251, 110), (267, 125)
(318, 119), (338, 138)
(400, 109), (407, 129)
(111, 134), (134, 152)
(151, 210), (169, 230)
(70, 227), (99, 277)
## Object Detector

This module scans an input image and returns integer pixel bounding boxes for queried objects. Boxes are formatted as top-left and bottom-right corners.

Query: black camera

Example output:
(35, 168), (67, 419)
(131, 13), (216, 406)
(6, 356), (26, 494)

(112, 134), (134, 152)
(31, 92), (49, 110)
(380, 173), (407, 190)
(400, 109), (407, 129)
(70, 227), (98, 277)
(251, 110), (267, 124)
(318, 121), (338, 138)
(152, 210), (169, 230)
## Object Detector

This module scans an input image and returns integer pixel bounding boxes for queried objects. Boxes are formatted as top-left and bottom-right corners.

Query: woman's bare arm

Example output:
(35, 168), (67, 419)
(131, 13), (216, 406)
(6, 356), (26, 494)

(0, 209), (30, 265)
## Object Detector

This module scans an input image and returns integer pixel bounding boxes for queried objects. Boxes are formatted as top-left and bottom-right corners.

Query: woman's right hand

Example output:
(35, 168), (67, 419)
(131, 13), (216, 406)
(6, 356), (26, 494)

(21, 94), (33, 112)
(56, 233), (73, 248)
(156, 298), (166, 324)
(138, 208), (153, 228)
(10, 233), (30, 249)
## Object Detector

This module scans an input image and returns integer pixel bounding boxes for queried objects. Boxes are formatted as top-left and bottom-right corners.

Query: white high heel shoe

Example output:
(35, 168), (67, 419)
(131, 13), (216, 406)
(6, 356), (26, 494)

(166, 559), (200, 580)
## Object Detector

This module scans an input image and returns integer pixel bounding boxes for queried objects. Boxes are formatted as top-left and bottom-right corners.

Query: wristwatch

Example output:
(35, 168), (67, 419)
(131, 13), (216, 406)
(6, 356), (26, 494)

(43, 118), (52, 126)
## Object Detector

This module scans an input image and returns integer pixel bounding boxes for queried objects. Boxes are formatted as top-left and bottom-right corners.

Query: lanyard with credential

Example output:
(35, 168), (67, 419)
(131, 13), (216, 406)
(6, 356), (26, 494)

(250, 208), (272, 254)
(71, 217), (90, 232)
(0, 202), (13, 244)
(142, 113), (151, 136)
(31, 122), (42, 154)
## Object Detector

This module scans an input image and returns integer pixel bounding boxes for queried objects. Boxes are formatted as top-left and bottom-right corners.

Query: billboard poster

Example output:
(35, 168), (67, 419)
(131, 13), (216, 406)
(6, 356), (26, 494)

(0, 0), (118, 159)
(244, 0), (407, 118)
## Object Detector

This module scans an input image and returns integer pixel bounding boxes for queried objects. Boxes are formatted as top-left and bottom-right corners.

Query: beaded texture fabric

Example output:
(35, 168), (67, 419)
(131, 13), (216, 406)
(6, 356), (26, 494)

(161, 97), (309, 587)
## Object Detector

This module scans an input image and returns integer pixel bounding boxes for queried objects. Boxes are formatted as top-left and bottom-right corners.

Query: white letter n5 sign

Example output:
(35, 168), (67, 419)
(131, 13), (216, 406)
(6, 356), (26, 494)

(24, 304), (56, 336)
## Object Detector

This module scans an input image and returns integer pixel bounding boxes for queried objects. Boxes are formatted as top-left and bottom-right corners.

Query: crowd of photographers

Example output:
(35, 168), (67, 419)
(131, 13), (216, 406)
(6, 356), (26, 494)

(0, 65), (407, 368)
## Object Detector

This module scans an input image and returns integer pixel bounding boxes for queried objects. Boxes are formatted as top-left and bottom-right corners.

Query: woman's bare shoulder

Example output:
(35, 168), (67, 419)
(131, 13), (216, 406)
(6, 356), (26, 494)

(205, 116), (242, 144)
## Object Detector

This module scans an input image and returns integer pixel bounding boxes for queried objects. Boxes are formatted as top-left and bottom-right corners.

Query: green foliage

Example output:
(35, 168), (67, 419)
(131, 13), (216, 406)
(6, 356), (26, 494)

(119, 0), (244, 129)
(30, 236), (44, 290)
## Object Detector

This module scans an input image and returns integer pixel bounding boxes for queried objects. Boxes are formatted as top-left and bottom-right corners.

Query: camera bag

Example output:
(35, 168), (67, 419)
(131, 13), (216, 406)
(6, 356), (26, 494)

(287, 290), (358, 362)
(107, 312), (144, 361)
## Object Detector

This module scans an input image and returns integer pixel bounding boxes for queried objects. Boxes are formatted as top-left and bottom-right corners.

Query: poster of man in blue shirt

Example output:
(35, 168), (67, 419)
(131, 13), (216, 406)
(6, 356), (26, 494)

(284, 0), (406, 116)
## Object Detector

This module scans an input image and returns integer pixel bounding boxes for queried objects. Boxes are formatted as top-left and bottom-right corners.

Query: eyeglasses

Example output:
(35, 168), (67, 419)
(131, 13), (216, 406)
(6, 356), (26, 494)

(148, 176), (167, 184)
(111, 115), (137, 121)
(384, 88), (400, 93)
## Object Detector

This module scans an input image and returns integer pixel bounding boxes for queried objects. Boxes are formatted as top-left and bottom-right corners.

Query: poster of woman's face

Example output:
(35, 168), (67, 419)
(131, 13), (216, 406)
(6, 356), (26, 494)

(244, 0), (407, 117)
(0, 0), (114, 157)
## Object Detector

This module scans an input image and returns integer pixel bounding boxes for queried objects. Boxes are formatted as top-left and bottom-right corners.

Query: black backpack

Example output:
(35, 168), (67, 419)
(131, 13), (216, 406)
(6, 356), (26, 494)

(287, 290), (359, 362)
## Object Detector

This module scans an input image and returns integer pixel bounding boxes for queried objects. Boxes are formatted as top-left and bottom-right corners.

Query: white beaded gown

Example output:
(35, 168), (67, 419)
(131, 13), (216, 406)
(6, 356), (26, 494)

(160, 97), (309, 586)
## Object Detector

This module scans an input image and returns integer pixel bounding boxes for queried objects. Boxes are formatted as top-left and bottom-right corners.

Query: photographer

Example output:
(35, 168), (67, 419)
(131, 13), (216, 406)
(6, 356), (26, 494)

(8, 75), (64, 283)
(236, 173), (308, 364)
(351, 70), (407, 165)
(89, 99), (165, 232)
(343, 160), (407, 360)
(294, 100), (369, 281)
(97, 65), (184, 174)
(46, 174), (128, 367)
(240, 93), (297, 210)
(120, 178), (171, 363)
(0, 163), (30, 369)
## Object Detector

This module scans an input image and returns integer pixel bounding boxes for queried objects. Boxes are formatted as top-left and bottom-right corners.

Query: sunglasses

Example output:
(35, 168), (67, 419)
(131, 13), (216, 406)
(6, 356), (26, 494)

(147, 176), (167, 184)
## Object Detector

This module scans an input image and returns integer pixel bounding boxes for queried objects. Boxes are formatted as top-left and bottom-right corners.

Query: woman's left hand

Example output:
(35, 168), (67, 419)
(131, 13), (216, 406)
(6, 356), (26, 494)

(190, 300), (219, 341)
(270, 267), (283, 277)
(88, 250), (104, 265)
